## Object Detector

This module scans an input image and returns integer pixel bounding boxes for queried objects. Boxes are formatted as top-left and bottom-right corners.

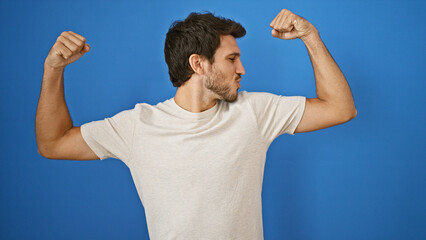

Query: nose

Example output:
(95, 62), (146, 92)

(237, 59), (245, 76)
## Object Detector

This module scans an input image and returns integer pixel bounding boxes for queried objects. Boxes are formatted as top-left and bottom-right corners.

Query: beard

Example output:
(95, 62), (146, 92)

(203, 65), (238, 103)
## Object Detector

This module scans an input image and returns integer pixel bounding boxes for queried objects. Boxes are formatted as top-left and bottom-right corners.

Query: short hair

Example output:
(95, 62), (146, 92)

(164, 11), (246, 87)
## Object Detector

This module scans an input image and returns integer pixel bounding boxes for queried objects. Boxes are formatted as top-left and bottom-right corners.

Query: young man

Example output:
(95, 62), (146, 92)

(36, 9), (356, 240)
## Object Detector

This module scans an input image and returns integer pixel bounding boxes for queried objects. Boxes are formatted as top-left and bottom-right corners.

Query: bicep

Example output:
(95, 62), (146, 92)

(294, 98), (355, 133)
(47, 127), (99, 160)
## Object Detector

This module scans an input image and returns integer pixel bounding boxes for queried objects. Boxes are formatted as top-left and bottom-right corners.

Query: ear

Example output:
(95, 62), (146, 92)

(189, 54), (209, 75)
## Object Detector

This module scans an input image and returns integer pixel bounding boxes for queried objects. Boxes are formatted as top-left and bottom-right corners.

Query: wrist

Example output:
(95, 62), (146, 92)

(44, 62), (65, 72)
(300, 27), (320, 43)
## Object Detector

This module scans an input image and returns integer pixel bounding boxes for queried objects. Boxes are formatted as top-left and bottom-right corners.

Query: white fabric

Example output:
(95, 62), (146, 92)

(80, 90), (306, 240)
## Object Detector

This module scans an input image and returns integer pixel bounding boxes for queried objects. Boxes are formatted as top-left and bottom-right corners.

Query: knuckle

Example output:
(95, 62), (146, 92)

(57, 37), (66, 44)
(65, 51), (72, 57)
(69, 45), (78, 52)
(62, 46), (71, 53)
(53, 41), (62, 49)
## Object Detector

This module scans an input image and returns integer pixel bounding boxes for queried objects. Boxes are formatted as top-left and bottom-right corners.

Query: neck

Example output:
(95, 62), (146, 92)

(174, 78), (217, 113)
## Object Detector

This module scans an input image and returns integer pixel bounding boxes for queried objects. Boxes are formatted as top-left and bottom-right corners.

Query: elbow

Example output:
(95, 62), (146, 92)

(343, 108), (357, 122)
(335, 105), (357, 123)
(350, 107), (357, 119)
(38, 151), (58, 160)
(37, 145), (57, 160)
(325, 99), (357, 122)
(37, 147), (50, 159)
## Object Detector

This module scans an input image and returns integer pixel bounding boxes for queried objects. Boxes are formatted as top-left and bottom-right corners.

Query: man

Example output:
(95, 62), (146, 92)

(36, 9), (356, 240)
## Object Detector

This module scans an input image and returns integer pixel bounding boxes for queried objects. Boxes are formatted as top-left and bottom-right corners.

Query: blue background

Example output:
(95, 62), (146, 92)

(1, 0), (425, 239)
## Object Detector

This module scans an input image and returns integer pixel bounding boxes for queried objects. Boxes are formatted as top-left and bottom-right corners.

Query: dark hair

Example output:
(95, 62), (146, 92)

(164, 11), (246, 87)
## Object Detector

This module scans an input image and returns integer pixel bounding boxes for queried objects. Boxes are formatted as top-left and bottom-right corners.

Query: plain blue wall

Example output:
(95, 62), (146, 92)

(1, 0), (425, 239)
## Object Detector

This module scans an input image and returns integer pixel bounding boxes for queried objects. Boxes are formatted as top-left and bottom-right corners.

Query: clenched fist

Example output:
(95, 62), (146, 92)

(45, 31), (90, 69)
(269, 9), (317, 41)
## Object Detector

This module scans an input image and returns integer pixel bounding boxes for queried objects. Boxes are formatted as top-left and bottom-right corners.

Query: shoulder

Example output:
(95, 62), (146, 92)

(134, 99), (168, 112)
(132, 102), (158, 118)
(227, 91), (280, 114)
(236, 90), (280, 105)
(236, 91), (306, 113)
(238, 90), (280, 99)
(132, 98), (177, 120)
(107, 102), (153, 121)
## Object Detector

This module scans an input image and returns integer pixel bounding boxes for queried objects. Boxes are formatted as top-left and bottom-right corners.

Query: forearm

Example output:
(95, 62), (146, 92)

(302, 31), (357, 117)
(35, 64), (73, 154)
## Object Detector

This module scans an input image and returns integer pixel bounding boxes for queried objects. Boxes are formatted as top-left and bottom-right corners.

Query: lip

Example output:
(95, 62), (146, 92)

(235, 78), (241, 88)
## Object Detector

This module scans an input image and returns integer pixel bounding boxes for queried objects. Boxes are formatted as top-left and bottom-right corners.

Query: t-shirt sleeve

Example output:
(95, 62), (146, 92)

(80, 106), (136, 164)
(244, 91), (306, 142)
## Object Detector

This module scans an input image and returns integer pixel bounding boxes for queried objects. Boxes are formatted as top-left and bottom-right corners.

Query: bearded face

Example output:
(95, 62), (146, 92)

(203, 63), (240, 103)
(201, 35), (245, 102)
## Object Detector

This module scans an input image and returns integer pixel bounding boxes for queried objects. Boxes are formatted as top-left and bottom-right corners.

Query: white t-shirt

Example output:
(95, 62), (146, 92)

(81, 90), (306, 240)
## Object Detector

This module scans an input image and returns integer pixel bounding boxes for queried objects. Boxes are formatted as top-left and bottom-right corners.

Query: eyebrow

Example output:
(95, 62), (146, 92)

(226, 52), (241, 57)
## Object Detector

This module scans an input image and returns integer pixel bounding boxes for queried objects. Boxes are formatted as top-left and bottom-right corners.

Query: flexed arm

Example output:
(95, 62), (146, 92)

(269, 9), (357, 133)
(36, 31), (98, 160)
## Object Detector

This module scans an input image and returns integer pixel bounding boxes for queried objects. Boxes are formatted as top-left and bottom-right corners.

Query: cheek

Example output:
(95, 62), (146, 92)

(224, 64), (236, 76)
(214, 63), (234, 80)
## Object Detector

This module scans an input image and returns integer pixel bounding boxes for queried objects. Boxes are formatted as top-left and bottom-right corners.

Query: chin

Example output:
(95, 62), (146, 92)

(223, 93), (238, 103)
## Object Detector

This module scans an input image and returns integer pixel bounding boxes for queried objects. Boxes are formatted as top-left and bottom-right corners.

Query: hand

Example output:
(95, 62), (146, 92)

(44, 31), (90, 69)
(269, 9), (317, 41)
